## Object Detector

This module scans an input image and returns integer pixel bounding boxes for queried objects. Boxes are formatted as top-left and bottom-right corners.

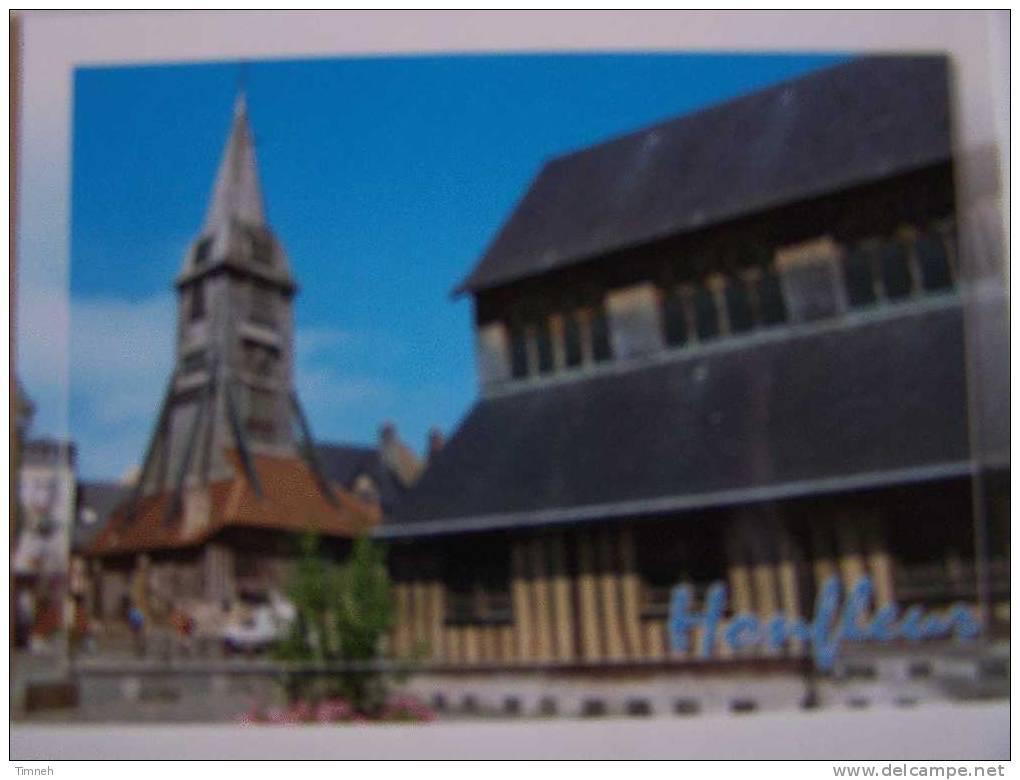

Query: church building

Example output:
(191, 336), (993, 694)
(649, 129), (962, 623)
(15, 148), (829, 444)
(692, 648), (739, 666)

(378, 56), (1009, 694)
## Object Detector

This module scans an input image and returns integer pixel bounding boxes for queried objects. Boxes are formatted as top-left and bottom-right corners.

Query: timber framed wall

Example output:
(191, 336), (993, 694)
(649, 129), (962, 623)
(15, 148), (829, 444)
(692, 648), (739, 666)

(384, 482), (986, 668)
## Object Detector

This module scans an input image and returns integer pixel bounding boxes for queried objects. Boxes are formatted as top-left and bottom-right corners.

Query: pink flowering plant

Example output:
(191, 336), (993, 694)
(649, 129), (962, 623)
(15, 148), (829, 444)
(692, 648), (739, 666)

(238, 694), (434, 725)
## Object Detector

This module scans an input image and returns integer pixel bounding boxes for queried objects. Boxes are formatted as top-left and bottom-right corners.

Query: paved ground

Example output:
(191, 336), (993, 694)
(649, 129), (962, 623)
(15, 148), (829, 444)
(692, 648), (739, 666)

(11, 702), (1010, 760)
(13, 641), (1008, 725)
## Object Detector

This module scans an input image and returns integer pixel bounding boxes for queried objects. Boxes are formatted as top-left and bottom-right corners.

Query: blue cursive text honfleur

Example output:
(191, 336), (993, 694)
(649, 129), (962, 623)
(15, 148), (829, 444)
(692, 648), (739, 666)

(668, 575), (981, 670)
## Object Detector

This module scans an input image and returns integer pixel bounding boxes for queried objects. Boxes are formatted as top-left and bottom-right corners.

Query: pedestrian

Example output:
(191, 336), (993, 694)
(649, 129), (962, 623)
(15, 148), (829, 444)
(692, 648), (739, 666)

(127, 601), (146, 657)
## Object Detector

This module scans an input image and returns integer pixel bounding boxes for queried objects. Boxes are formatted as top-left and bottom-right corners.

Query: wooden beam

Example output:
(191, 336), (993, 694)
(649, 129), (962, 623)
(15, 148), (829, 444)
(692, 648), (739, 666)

(618, 527), (644, 659)
(576, 531), (602, 661)
(428, 581), (444, 661)
(778, 532), (804, 654)
(529, 536), (554, 662)
(811, 524), (837, 590)
(644, 618), (666, 661)
(836, 519), (867, 588)
(511, 540), (534, 662)
(863, 516), (895, 606)
(549, 533), (575, 662)
(727, 538), (754, 615)
(597, 528), (626, 661)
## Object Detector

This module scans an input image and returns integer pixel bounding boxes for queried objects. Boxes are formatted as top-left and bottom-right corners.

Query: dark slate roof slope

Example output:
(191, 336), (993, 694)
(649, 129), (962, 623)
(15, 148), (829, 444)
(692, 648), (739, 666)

(316, 443), (407, 516)
(458, 56), (951, 294)
(392, 302), (969, 535)
(74, 481), (130, 552)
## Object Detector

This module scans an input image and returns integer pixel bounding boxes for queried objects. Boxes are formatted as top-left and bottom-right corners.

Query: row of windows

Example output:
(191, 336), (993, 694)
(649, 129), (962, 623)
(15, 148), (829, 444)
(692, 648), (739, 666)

(186, 279), (280, 328)
(192, 226), (273, 268)
(508, 306), (613, 380)
(242, 339), (280, 379)
(179, 341), (280, 379)
(660, 269), (786, 348)
(438, 579), (720, 627)
(502, 228), (955, 381)
(659, 230), (954, 351)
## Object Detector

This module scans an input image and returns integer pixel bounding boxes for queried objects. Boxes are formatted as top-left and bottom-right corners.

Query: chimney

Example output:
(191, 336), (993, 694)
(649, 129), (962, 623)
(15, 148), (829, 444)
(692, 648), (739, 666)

(378, 421), (424, 488)
(379, 421), (397, 447)
(427, 427), (445, 460)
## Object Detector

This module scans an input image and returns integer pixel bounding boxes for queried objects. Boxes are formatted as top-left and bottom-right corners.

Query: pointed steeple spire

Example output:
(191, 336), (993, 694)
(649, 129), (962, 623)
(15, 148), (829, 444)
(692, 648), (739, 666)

(203, 92), (266, 233)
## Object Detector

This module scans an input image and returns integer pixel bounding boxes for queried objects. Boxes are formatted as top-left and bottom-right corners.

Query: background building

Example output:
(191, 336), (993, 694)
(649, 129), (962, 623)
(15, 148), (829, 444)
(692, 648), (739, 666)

(14, 438), (77, 653)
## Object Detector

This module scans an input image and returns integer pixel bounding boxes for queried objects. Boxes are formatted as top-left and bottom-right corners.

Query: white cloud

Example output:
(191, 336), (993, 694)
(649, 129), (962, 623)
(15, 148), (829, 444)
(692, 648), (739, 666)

(40, 294), (393, 478)
(70, 293), (176, 424)
(296, 326), (355, 359)
(61, 293), (175, 478)
(16, 279), (71, 437)
(295, 327), (394, 441)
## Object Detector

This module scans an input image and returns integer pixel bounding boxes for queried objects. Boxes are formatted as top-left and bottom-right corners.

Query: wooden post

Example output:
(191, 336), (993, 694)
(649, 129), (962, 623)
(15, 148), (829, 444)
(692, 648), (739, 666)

(811, 524), (837, 590)
(863, 516), (895, 606)
(549, 533), (575, 662)
(576, 531), (602, 661)
(836, 520), (867, 588)
(428, 581), (445, 661)
(500, 625), (515, 664)
(511, 540), (534, 662)
(411, 581), (428, 656)
(778, 532), (803, 654)
(393, 583), (410, 659)
(529, 537), (554, 662)
(445, 625), (460, 665)
(727, 537), (754, 615)
(549, 314), (566, 370)
(644, 619), (666, 661)
(619, 528), (644, 659)
(463, 624), (480, 664)
(597, 528), (626, 661)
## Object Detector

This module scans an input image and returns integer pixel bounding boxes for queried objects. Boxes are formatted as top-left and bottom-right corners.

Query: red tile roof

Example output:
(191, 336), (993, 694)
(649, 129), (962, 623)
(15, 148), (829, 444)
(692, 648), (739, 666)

(89, 449), (379, 556)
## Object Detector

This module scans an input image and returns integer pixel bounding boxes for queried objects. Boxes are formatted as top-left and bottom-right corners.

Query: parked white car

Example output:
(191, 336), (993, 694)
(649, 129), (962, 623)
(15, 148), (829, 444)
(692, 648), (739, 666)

(221, 591), (296, 654)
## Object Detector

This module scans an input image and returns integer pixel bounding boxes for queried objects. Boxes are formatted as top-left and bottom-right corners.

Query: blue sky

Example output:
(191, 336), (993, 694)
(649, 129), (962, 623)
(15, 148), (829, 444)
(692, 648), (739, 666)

(66, 52), (845, 480)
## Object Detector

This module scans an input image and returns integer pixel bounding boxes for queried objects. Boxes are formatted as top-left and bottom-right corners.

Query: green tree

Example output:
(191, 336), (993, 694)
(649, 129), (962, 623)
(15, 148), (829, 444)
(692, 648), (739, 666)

(332, 535), (394, 710)
(274, 533), (394, 713)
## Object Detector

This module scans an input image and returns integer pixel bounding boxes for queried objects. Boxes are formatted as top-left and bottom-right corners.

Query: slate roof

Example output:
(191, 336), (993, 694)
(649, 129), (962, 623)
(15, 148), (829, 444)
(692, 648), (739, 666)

(74, 481), (130, 552)
(388, 300), (970, 537)
(457, 56), (951, 295)
(204, 92), (266, 233)
(316, 443), (408, 516)
(176, 92), (295, 291)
